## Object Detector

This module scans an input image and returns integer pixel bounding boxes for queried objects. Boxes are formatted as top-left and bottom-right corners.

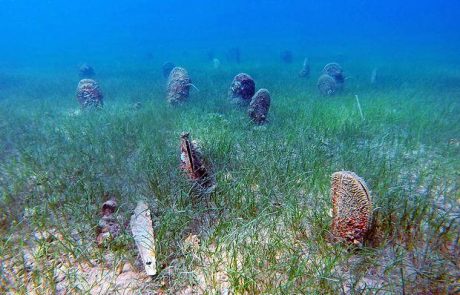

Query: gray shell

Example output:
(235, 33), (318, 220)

(317, 74), (337, 96)
(167, 67), (191, 105)
(228, 73), (256, 106)
(248, 89), (271, 124)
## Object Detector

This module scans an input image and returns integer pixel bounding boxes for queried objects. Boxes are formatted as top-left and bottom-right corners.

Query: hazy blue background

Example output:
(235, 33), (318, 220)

(0, 0), (459, 65)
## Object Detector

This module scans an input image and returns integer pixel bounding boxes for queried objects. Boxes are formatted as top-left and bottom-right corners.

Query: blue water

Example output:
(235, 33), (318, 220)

(1, 0), (459, 65)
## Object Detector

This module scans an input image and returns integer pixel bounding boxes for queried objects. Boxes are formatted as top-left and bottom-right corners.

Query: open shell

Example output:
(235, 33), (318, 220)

(180, 132), (215, 191)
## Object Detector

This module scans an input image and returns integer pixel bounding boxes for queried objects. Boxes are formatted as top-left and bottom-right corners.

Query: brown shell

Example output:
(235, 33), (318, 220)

(180, 132), (214, 190)
(76, 79), (103, 109)
(248, 89), (271, 124)
(317, 74), (337, 96)
(96, 196), (120, 246)
(167, 67), (191, 105)
(331, 171), (372, 245)
(101, 198), (117, 216)
(228, 73), (256, 105)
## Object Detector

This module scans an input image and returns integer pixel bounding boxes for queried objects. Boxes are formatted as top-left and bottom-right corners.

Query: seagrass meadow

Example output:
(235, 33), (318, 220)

(0, 53), (459, 294)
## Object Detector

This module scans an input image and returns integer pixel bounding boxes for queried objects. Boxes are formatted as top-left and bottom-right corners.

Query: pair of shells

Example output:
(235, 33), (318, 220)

(228, 73), (271, 124)
(76, 79), (103, 109)
(330, 171), (373, 246)
(166, 67), (192, 105)
(317, 63), (345, 96)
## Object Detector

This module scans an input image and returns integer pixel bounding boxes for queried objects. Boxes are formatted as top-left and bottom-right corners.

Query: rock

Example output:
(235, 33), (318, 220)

(228, 73), (256, 106)
(130, 201), (157, 276)
(330, 171), (373, 246)
(248, 89), (271, 125)
(166, 67), (192, 105)
(76, 79), (103, 109)
(317, 74), (337, 96)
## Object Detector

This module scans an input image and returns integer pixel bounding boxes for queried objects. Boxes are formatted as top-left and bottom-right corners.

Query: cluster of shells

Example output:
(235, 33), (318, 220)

(228, 73), (271, 124)
(74, 62), (374, 250)
(317, 63), (345, 96)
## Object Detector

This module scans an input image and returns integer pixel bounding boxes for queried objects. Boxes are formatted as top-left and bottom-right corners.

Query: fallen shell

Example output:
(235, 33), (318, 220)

(166, 67), (191, 105)
(248, 89), (271, 125)
(330, 171), (372, 245)
(228, 73), (256, 106)
(76, 79), (103, 109)
(317, 74), (337, 96)
(130, 201), (157, 276)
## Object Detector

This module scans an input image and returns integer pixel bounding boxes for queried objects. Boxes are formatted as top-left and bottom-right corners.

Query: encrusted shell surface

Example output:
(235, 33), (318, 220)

(76, 79), (103, 109)
(228, 73), (256, 105)
(248, 89), (271, 124)
(331, 171), (372, 245)
(323, 62), (345, 85)
(167, 67), (191, 105)
(317, 74), (337, 96)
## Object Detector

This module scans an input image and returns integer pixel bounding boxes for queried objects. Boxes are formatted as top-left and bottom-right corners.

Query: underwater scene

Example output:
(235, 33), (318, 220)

(0, 0), (459, 294)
